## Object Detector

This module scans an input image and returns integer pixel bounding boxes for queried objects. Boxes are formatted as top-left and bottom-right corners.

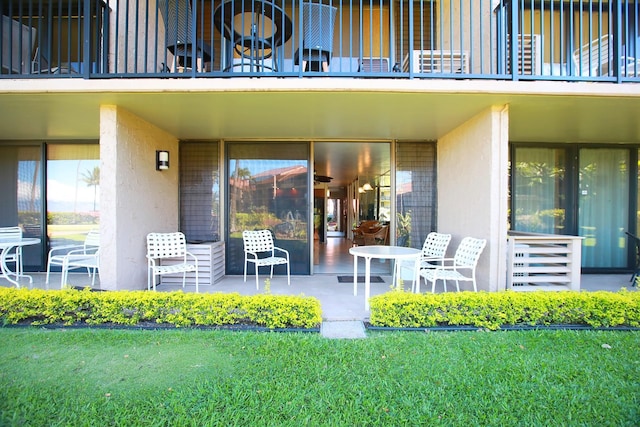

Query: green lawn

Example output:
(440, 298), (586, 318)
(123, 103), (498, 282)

(1, 328), (638, 426)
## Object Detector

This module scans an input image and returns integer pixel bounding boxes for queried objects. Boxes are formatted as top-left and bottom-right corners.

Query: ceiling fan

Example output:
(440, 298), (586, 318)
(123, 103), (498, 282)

(314, 170), (333, 183)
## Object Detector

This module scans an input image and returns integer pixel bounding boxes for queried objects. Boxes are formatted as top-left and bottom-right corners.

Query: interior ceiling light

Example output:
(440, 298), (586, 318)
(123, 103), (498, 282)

(363, 183), (373, 191)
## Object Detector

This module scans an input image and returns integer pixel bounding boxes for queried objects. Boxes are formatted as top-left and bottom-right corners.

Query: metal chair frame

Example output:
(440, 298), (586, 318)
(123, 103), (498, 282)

(46, 230), (100, 288)
(418, 236), (486, 293)
(243, 229), (290, 290)
(147, 231), (199, 292)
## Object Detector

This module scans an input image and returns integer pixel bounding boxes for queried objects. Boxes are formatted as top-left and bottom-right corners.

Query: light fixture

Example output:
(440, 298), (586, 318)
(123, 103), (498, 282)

(156, 150), (169, 170)
(363, 183), (373, 191)
(358, 187), (365, 193)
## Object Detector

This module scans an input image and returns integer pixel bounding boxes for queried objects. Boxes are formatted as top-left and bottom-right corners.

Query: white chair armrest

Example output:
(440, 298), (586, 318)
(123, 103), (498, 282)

(47, 244), (84, 256)
(274, 246), (290, 258)
(186, 251), (199, 264)
(433, 257), (456, 266)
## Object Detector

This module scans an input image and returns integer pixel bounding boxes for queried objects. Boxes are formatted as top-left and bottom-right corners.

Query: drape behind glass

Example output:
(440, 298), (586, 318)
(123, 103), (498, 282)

(579, 149), (629, 268)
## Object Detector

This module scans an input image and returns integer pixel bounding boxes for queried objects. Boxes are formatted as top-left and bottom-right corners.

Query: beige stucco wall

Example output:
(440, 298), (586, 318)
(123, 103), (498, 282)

(99, 105), (179, 290)
(437, 104), (509, 291)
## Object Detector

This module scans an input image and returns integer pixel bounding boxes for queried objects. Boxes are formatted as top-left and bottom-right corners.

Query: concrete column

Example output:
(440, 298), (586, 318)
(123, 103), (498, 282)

(437, 105), (510, 291)
(99, 105), (179, 290)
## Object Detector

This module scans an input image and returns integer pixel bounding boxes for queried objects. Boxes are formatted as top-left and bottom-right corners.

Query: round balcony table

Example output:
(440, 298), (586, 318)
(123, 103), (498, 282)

(0, 237), (40, 288)
(213, 0), (293, 72)
(349, 245), (421, 311)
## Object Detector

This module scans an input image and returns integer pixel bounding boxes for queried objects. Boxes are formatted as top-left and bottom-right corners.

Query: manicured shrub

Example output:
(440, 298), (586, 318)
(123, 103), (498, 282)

(369, 289), (640, 330)
(0, 288), (322, 329)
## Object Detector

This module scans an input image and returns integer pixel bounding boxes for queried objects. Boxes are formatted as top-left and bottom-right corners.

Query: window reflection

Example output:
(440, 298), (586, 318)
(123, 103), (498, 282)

(47, 144), (100, 249)
(227, 142), (309, 275)
(0, 145), (43, 269)
(513, 148), (566, 234)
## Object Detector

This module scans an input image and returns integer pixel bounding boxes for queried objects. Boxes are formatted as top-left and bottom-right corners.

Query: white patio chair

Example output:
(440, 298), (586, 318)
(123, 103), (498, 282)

(418, 236), (486, 293)
(243, 229), (290, 290)
(147, 232), (198, 292)
(46, 230), (100, 288)
(0, 226), (24, 277)
(393, 232), (452, 291)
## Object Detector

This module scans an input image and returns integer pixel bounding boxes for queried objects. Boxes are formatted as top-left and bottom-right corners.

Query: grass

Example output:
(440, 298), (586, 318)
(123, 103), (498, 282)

(1, 328), (638, 426)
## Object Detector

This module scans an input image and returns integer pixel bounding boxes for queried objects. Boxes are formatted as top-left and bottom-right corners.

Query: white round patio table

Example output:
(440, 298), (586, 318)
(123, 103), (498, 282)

(0, 238), (40, 288)
(349, 245), (421, 311)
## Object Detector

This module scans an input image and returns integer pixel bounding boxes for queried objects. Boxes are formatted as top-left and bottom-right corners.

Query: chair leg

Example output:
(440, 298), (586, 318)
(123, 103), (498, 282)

(255, 268), (259, 290)
(45, 261), (52, 288)
(60, 260), (68, 289)
(286, 262), (290, 286)
(16, 248), (23, 277)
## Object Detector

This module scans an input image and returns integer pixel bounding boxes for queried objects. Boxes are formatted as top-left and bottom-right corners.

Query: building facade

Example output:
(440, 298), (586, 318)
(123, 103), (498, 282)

(1, 0), (639, 291)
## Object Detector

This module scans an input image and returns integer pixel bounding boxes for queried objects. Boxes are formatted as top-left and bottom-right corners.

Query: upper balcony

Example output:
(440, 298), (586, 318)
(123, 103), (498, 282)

(1, 0), (639, 83)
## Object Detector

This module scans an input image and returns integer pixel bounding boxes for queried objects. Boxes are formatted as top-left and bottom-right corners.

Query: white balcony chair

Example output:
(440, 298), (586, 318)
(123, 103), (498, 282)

(572, 34), (639, 77)
(46, 230), (100, 288)
(418, 236), (486, 293)
(573, 34), (612, 77)
(393, 232), (452, 291)
(0, 226), (24, 277)
(243, 229), (290, 290)
(147, 232), (198, 292)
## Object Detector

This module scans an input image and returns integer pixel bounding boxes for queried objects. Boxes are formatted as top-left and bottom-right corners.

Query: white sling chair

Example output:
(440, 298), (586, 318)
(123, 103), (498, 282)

(394, 232), (452, 291)
(46, 230), (100, 288)
(242, 229), (290, 290)
(418, 237), (486, 293)
(147, 232), (199, 292)
(0, 226), (24, 278)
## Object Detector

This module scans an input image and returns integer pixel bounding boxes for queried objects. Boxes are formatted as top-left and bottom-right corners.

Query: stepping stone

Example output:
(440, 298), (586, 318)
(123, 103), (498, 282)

(321, 320), (366, 339)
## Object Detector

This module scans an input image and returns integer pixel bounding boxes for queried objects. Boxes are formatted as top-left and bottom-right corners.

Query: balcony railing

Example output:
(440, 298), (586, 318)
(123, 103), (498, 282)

(1, 0), (639, 82)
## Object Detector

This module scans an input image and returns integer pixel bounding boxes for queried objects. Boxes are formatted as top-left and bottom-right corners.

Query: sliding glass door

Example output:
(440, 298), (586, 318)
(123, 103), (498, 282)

(226, 142), (310, 275)
(0, 144), (43, 270)
(512, 147), (567, 234)
(512, 145), (635, 270)
(579, 149), (629, 268)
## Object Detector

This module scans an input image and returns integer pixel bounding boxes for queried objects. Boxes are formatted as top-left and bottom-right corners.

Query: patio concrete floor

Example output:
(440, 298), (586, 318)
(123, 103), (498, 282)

(4, 271), (637, 322)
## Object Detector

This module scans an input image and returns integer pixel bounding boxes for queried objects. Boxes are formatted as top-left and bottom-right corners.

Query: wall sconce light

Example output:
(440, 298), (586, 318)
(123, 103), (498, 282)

(363, 183), (373, 191)
(156, 150), (169, 171)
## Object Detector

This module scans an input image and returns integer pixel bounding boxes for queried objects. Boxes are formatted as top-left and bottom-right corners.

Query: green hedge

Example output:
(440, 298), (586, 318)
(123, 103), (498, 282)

(369, 290), (640, 330)
(0, 288), (322, 329)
